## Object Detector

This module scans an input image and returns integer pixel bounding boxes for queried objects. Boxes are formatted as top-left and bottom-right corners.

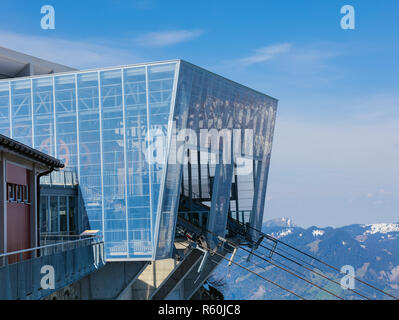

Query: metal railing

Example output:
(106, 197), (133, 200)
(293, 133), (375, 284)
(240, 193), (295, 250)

(0, 236), (105, 300)
(0, 235), (102, 267)
(40, 170), (78, 187)
(182, 186), (212, 201)
(177, 210), (251, 233)
(178, 211), (209, 230)
(40, 233), (89, 243)
(231, 210), (251, 225)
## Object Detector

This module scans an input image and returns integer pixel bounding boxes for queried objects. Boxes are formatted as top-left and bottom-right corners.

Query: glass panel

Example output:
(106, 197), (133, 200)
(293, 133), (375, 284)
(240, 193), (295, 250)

(100, 69), (127, 258)
(77, 72), (103, 237)
(251, 106), (276, 231)
(40, 174), (51, 185)
(55, 75), (78, 169)
(124, 66), (152, 258)
(147, 63), (176, 251)
(11, 80), (32, 146)
(65, 171), (73, 185)
(23, 185), (29, 202)
(59, 196), (67, 232)
(40, 196), (49, 233)
(177, 62), (277, 235)
(51, 170), (64, 185)
(16, 185), (23, 202)
(155, 62), (190, 258)
(50, 196), (58, 233)
(69, 196), (76, 233)
(32, 77), (54, 155)
(0, 82), (10, 136)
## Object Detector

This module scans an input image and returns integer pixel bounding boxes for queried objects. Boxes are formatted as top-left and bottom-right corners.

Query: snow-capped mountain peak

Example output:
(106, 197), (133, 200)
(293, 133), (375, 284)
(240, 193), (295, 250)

(263, 217), (296, 228)
(312, 229), (325, 237)
(363, 223), (399, 235)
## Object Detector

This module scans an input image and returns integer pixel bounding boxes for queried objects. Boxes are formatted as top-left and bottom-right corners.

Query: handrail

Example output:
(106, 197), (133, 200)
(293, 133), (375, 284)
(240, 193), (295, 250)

(0, 236), (102, 259)
(178, 210), (209, 214)
(178, 210), (251, 215)
(40, 231), (77, 235)
(182, 187), (202, 199)
(230, 210), (251, 224)
(0, 234), (106, 300)
(40, 233), (86, 239)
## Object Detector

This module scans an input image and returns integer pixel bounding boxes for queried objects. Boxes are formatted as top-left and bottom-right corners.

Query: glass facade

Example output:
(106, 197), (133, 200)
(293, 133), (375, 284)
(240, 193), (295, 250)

(154, 62), (277, 256)
(0, 60), (277, 261)
(40, 195), (77, 234)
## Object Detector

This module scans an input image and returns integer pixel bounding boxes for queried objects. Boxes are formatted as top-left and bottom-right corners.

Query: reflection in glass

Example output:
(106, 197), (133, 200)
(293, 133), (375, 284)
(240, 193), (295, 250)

(11, 80), (32, 146)
(32, 77), (54, 155)
(50, 196), (58, 233)
(69, 196), (76, 233)
(59, 196), (67, 232)
(40, 196), (48, 233)
(0, 82), (10, 136)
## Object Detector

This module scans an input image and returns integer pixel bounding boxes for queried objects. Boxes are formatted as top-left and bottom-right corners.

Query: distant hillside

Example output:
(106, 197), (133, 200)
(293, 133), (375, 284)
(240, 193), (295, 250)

(210, 218), (399, 300)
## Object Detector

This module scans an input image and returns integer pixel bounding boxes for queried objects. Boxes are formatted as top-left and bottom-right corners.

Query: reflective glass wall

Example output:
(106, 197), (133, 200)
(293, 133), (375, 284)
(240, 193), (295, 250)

(0, 62), (178, 260)
(40, 195), (77, 234)
(154, 61), (277, 257)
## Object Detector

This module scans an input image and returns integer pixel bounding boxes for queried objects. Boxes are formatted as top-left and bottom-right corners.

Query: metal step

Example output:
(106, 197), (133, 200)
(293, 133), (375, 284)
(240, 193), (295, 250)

(150, 248), (204, 300)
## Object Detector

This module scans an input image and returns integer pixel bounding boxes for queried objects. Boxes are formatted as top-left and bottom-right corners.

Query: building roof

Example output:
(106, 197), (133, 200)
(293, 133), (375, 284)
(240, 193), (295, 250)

(0, 134), (64, 168)
(0, 46), (76, 79)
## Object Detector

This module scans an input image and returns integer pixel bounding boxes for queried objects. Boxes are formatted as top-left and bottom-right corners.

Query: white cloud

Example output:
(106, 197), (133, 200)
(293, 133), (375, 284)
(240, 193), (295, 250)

(237, 43), (292, 65)
(0, 31), (141, 69)
(226, 42), (343, 88)
(136, 29), (203, 47)
(234, 42), (339, 67)
(390, 265), (399, 283)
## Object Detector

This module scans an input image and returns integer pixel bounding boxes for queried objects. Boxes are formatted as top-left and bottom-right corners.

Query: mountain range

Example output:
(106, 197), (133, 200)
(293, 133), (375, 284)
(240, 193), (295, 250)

(210, 218), (399, 300)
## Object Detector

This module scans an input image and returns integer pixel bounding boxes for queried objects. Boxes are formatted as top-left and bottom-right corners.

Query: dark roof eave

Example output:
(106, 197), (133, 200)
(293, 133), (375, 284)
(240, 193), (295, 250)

(0, 134), (64, 169)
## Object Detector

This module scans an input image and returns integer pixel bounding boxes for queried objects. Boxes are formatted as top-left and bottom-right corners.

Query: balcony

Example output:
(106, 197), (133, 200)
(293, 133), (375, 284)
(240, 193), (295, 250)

(40, 170), (79, 188)
(0, 236), (105, 300)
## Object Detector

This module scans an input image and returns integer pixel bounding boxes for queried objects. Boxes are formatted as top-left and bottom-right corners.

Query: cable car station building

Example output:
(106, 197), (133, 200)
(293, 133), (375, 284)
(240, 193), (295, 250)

(0, 47), (277, 299)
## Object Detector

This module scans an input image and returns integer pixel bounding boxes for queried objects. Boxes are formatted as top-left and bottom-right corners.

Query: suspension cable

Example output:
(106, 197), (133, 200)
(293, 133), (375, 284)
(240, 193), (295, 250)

(201, 228), (345, 300)
(178, 239), (306, 300)
(226, 225), (370, 300)
(232, 219), (399, 300)
(178, 221), (346, 300)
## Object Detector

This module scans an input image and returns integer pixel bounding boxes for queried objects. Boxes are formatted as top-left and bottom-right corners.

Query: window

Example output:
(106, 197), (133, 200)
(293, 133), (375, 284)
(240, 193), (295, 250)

(23, 185), (29, 203)
(60, 196), (67, 232)
(7, 183), (15, 201)
(7, 183), (30, 203)
(50, 196), (58, 233)
(17, 185), (23, 202)
(69, 196), (76, 233)
(40, 196), (49, 233)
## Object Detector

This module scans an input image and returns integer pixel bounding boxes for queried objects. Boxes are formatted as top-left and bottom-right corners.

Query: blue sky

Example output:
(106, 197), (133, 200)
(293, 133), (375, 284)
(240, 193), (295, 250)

(1, 0), (398, 227)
